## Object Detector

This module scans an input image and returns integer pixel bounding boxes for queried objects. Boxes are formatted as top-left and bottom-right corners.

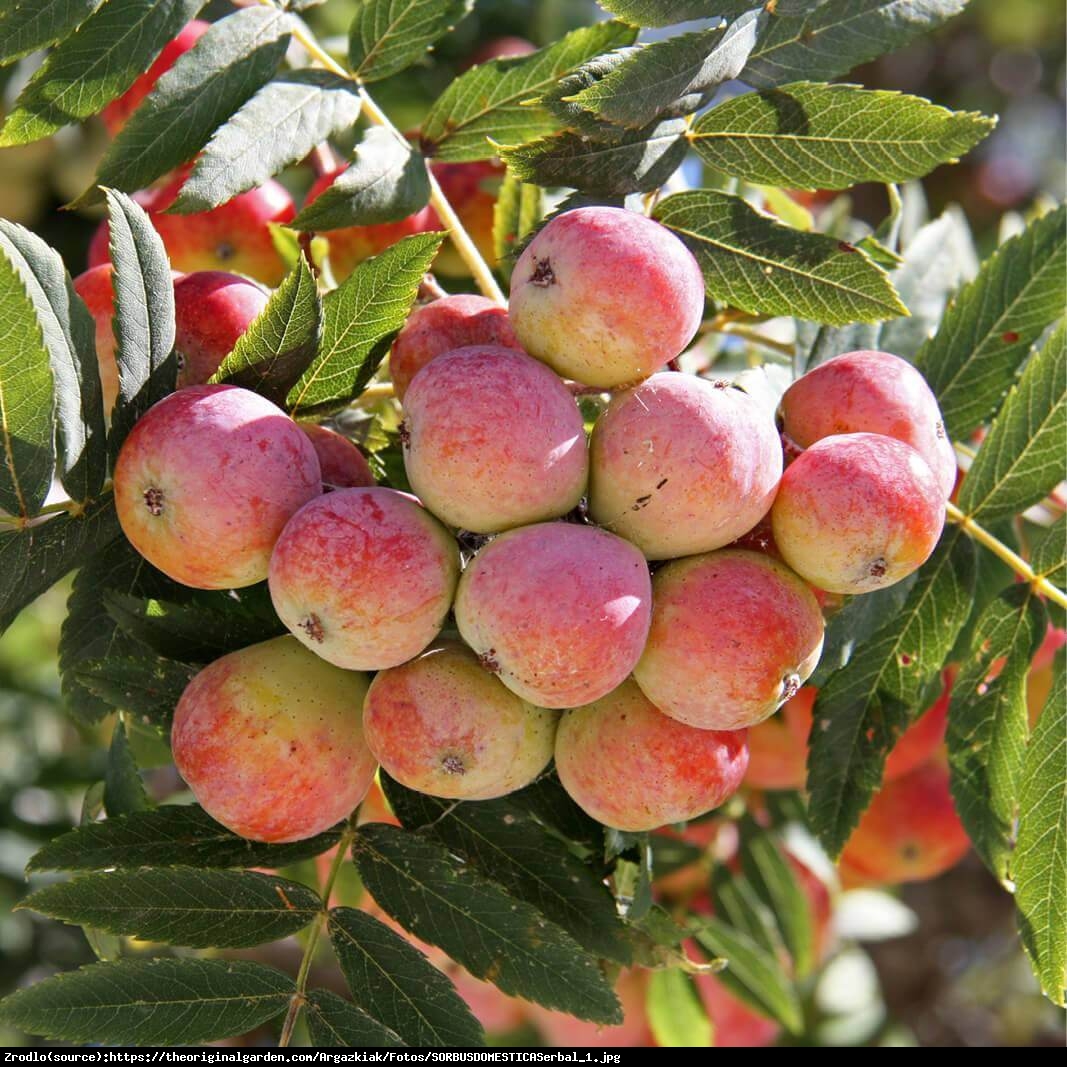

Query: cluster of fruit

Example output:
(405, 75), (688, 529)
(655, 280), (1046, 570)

(106, 189), (957, 850)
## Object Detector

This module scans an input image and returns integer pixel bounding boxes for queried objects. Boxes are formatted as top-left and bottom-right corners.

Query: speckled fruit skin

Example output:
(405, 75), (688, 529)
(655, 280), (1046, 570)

(89, 170), (294, 286)
(304, 167), (440, 281)
(171, 636), (376, 843)
(299, 424), (375, 490)
(781, 349), (956, 498)
(430, 161), (503, 278)
(402, 346), (588, 534)
(114, 385), (321, 589)
(838, 760), (970, 886)
(269, 487), (459, 670)
(743, 685), (816, 791)
(362, 643), (557, 800)
(634, 549), (825, 731)
(771, 432), (945, 595)
(390, 295), (520, 401)
(509, 206), (704, 389)
(455, 522), (652, 709)
(589, 374), (783, 560)
(72, 264), (120, 415)
(555, 680), (749, 831)
(173, 271), (269, 386)
(100, 21), (211, 134)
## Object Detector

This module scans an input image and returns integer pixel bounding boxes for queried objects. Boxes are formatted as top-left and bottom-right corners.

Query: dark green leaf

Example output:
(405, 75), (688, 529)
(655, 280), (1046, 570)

(710, 867), (784, 959)
(1014, 652), (1066, 1006)
(958, 321), (1066, 522)
(349, 0), (474, 83)
(503, 773), (604, 855)
(0, 496), (121, 635)
(499, 117), (688, 196)
(567, 12), (762, 129)
(0, 958), (292, 1045)
(23, 867), (320, 948)
(646, 969), (713, 1047)
(1032, 515), (1066, 591)
(287, 232), (442, 414)
(329, 907), (484, 1047)
(808, 531), (976, 857)
(104, 189), (178, 459)
(493, 172), (543, 270)
(596, 0), (741, 26)
(104, 719), (150, 817)
(209, 257), (321, 407)
(654, 190), (907, 325)
(173, 71), (362, 213)
(0, 0), (206, 145)
(916, 204), (1067, 440)
(382, 777), (632, 963)
(0, 233), (56, 517)
(694, 918), (802, 1033)
(27, 804), (343, 872)
(421, 21), (638, 162)
(89, 6), (293, 202)
(353, 823), (622, 1024)
(292, 127), (431, 231)
(948, 586), (1047, 878)
(0, 0), (105, 67)
(692, 82), (993, 190)
(0, 219), (106, 504)
(74, 654), (198, 730)
(537, 49), (640, 141)
(742, 0), (969, 89)
(306, 989), (406, 1048)
(738, 818), (814, 978)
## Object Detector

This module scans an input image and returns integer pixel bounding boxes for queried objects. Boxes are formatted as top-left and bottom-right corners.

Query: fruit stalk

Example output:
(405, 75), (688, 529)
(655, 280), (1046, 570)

(265, 0), (506, 306)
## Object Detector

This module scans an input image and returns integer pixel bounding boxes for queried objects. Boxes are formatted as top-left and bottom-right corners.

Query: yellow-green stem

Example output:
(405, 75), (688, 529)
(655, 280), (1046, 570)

(278, 823), (356, 1047)
(945, 500), (1067, 610)
(268, 2), (506, 305)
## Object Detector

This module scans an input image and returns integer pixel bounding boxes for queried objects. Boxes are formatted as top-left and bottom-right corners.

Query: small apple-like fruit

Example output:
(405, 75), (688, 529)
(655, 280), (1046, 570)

(172, 635), (376, 843)
(430, 160), (504, 278)
(113, 384), (321, 589)
(299, 424), (375, 490)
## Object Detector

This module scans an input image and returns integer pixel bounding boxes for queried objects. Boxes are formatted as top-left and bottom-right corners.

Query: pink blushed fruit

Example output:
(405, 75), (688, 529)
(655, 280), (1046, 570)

(633, 550), (824, 731)
(390, 294), (520, 401)
(555, 679), (749, 832)
(269, 487), (459, 670)
(743, 686), (816, 792)
(781, 349), (956, 498)
(508, 206), (704, 389)
(172, 271), (269, 386)
(172, 636), (376, 843)
(363, 643), (557, 800)
(454, 522), (652, 709)
(771, 433), (946, 595)
(589, 373), (782, 560)
(430, 160), (504, 279)
(299, 424), (375, 490)
(113, 385), (321, 589)
(402, 346), (588, 533)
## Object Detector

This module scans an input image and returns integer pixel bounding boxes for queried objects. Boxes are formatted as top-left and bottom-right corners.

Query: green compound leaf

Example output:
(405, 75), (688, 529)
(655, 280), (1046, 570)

(104, 718), (150, 817)
(1014, 652), (1066, 1006)
(329, 907), (485, 1047)
(916, 204), (1066, 440)
(0, 1), (106, 68)
(349, 0), (474, 83)
(0, 0), (206, 145)
(0, 958), (292, 1046)
(306, 989), (406, 1048)
(27, 804), (343, 873)
(958, 321), (1066, 523)
(692, 82), (994, 191)
(353, 823), (622, 1025)
(654, 190), (906, 325)
(421, 21), (638, 162)
(595, 0), (745, 26)
(22, 868), (321, 948)
(808, 531), (976, 858)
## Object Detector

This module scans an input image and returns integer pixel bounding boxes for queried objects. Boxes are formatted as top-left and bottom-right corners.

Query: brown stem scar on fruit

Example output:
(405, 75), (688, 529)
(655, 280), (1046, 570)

(529, 257), (555, 287)
(143, 486), (165, 516)
(781, 672), (801, 702)
(478, 649), (500, 673)
(441, 754), (466, 775)
(299, 613), (325, 643)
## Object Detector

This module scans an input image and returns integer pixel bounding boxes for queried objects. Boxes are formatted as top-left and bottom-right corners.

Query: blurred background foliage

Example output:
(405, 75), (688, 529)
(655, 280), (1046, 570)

(0, 0), (1064, 1048)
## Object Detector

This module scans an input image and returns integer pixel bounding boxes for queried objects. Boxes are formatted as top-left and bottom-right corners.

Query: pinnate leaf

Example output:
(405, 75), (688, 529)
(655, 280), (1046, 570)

(0, 0), (106, 67)
(349, 0), (474, 83)
(306, 989), (406, 1048)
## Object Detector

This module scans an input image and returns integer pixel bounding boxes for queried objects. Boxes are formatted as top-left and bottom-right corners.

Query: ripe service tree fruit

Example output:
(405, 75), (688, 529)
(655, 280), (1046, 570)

(1, 0), (1062, 1051)
(113, 385), (321, 589)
